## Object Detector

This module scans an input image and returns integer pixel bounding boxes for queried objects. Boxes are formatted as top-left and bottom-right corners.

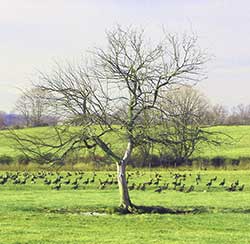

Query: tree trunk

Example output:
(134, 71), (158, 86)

(117, 141), (133, 210)
(117, 161), (132, 209)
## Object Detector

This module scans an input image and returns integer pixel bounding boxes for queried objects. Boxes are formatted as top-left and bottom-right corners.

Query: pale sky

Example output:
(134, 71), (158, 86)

(1, 0), (250, 112)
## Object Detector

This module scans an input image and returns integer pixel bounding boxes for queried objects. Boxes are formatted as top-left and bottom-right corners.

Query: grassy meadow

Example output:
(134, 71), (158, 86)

(195, 125), (250, 159)
(1, 126), (250, 243)
(0, 125), (250, 158)
(0, 170), (250, 243)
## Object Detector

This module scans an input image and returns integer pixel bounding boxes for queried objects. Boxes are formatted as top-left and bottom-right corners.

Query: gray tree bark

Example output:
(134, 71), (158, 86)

(117, 141), (133, 209)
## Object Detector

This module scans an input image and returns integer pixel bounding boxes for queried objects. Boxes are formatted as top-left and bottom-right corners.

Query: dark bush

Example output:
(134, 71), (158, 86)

(211, 156), (225, 167)
(34, 153), (55, 165)
(159, 155), (176, 167)
(129, 154), (163, 168)
(17, 155), (31, 165)
(0, 155), (14, 165)
(149, 155), (162, 167)
(231, 159), (240, 166)
(129, 154), (194, 168)
(201, 157), (210, 168)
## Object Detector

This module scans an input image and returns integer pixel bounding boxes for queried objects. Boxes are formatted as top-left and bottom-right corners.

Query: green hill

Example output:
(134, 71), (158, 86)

(0, 125), (250, 162)
(194, 126), (250, 159)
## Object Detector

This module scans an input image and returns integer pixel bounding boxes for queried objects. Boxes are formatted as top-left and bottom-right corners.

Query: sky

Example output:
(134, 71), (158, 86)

(1, 0), (250, 112)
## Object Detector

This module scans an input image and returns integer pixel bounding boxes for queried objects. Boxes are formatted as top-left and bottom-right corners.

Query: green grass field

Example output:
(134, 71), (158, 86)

(194, 125), (250, 159)
(1, 126), (250, 243)
(0, 170), (250, 243)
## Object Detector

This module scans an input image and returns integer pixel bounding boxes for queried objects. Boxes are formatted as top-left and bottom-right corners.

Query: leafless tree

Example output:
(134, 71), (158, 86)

(228, 104), (250, 125)
(15, 88), (55, 127)
(9, 26), (207, 211)
(154, 86), (219, 166)
(205, 104), (228, 125)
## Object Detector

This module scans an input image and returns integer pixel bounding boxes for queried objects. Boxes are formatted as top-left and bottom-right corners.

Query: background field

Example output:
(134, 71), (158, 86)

(0, 170), (250, 244)
(0, 125), (250, 162)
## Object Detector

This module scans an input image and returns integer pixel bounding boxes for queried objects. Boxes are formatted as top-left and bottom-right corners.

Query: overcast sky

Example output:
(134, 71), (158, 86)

(1, 0), (250, 112)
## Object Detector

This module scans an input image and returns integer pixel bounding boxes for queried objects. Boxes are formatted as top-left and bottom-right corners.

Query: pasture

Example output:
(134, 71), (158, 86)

(0, 169), (250, 243)
(1, 126), (250, 243)
(1, 125), (250, 163)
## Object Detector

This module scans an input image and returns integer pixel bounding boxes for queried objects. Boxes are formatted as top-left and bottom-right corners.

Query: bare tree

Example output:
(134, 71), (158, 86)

(228, 104), (250, 125)
(154, 86), (218, 166)
(205, 104), (228, 125)
(9, 26), (207, 211)
(15, 88), (55, 127)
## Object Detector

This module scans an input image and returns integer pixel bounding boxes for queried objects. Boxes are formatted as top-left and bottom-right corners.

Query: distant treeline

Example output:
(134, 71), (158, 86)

(205, 103), (250, 126)
(0, 112), (57, 129)
(1, 103), (250, 129)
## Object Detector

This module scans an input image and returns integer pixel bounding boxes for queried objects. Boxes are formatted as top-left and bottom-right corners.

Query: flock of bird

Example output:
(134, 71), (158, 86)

(0, 170), (246, 193)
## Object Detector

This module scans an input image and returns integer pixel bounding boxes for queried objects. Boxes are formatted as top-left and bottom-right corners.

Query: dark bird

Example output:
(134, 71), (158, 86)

(144, 179), (153, 185)
(153, 178), (160, 186)
(71, 179), (78, 185)
(211, 176), (217, 181)
(72, 184), (79, 190)
(44, 178), (51, 185)
(0, 178), (7, 185)
(154, 187), (163, 193)
(107, 178), (113, 185)
(52, 183), (61, 190)
(77, 175), (83, 180)
(52, 177), (61, 184)
(13, 179), (21, 184)
(20, 179), (27, 185)
(219, 178), (226, 186)
(161, 183), (169, 190)
(64, 179), (70, 185)
(186, 185), (195, 193)
(238, 184), (245, 191)
(83, 178), (89, 185)
(178, 184), (185, 192)
(136, 183), (142, 190)
(227, 183), (236, 192)
(128, 183), (136, 191)
(206, 180), (213, 188)
(99, 179), (105, 185)
(90, 177), (95, 183)
(195, 174), (201, 185)
(140, 183), (146, 191)
(99, 184), (106, 190)
(31, 178), (36, 184)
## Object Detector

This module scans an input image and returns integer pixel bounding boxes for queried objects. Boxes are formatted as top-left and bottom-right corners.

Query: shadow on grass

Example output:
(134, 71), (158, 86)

(36, 205), (250, 215)
(39, 205), (209, 215)
(114, 205), (209, 215)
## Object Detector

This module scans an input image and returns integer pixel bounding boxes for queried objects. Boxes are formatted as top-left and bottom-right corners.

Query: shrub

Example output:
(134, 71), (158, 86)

(147, 155), (162, 167)
(231, 159), (240, 166)
(159, 155), (175, 167)
(129, 154), (162, 168)
(17, 155), (31, 165)
(0, 155), (14, 165)
(211, 156), (225, 167)
(34, 153), (55, 165)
